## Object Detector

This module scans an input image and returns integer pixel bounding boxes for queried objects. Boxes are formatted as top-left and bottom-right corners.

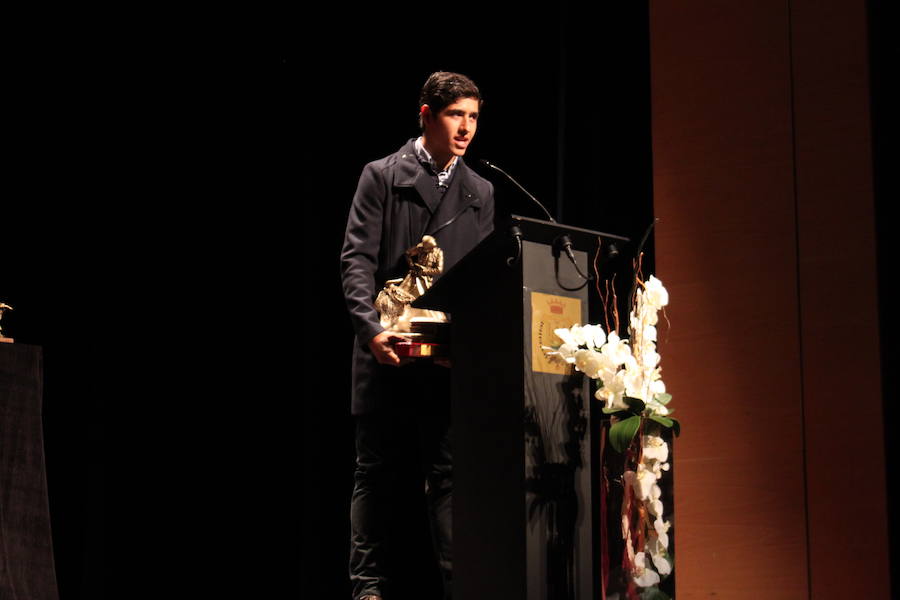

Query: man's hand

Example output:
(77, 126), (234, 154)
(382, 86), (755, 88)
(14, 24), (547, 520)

(368, 331), (410, 366)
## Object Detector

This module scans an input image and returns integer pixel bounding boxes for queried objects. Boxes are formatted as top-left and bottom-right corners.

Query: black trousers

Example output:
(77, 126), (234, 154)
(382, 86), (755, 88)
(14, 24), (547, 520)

(349, 365), (452, 600)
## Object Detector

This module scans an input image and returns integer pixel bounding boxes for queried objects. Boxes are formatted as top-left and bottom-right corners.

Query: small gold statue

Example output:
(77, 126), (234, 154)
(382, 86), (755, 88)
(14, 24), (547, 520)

(375, 235), (449, 332)
(0, 302), (13, 342)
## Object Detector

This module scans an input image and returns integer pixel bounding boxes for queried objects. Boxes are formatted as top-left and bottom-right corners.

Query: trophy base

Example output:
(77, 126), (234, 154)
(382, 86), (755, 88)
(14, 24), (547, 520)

(395, 341), (448, 359)
(0, 337), (13, 344)
(409, 317), (450, 343)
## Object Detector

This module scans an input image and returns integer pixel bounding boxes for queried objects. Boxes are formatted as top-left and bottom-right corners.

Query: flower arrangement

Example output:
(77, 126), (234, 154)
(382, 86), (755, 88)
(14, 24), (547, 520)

(545, 270), (678, 599)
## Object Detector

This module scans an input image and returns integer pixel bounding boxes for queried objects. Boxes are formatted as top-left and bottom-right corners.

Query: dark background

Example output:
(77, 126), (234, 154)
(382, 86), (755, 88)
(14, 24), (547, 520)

(869, 0), (899, 595)
(2, 0), (896, 597)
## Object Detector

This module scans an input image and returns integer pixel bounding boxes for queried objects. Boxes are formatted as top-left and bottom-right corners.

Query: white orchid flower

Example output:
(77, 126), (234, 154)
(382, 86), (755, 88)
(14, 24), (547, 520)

(557, 343), (577, 363)
(642, 435), (669, 462)
(647, 528), (671, 576)
(655, 518), (671, 536)
(569, 324), (589, 346)
(649, 401), (671, 417)
(596, 369), (627, 410)
(574, 349), (604, 378)
(649, 544), (672, 576)
(623, 353), (639, 374)
(643, 458), (669, 479)
(644, 275), (669, 309)
(632, 552), (660, 588)
(596, 353), (619, 379)
(601, 332), (632, 366)
(635, 290), (660, 321)
(645, 483), (663, 517)
(542, 343), (577, 364)
(554, 327), (578, 347)
(647, 530), (668, 555)
(643, 349), (661, 368)
(645, 523), (672, 579)
(582, 323), (607, 349)
(652, 519), (672, 551)
(633, 463), (658, 500)
(622, 470), (640, 500)
(630, 313), (643, 337)
(624, 367), (646, 401)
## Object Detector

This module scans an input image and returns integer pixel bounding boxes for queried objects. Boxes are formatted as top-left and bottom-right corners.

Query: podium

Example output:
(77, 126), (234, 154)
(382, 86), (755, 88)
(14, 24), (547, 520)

(0, 343), (59, 600)
(413, 216), (629, 600)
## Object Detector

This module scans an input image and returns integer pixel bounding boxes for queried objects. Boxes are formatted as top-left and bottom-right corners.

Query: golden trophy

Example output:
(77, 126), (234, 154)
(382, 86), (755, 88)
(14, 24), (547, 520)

(0, 303), (13, 343)
(375, 236), (449, 359)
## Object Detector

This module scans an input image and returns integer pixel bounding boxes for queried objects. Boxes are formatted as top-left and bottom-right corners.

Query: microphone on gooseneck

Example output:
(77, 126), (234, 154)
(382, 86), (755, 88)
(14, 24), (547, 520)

(480, 159), (593, 284)
(478, 159), (556, 223)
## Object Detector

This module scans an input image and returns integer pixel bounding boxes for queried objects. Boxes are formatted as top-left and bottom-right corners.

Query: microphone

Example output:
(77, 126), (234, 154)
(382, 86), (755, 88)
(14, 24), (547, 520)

(479, 159), (556, 223)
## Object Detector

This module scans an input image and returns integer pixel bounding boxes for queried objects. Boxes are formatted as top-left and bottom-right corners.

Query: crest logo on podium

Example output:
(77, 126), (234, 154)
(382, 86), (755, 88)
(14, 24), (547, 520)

(531, 292), (581, 375)
(548, 298), (565, 314)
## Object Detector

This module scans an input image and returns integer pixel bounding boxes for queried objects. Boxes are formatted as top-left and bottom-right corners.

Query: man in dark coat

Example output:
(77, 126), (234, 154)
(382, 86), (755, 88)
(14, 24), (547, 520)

(340, 72), (495, 600)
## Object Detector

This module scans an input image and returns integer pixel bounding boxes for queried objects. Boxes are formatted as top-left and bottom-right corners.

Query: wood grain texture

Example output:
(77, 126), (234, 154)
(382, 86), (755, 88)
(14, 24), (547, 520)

(790, 0), (889, 597)
(649, 0), (889, 597)
(650, 1), (807, 597)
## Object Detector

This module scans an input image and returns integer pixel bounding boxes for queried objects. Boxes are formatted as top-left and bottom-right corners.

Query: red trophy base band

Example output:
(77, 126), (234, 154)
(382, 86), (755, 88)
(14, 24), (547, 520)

(394, 341), (448, 358)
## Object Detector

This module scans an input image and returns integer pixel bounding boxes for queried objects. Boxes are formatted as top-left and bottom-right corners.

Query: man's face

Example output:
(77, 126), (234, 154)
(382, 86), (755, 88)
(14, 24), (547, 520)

(422, 96), (480, 164)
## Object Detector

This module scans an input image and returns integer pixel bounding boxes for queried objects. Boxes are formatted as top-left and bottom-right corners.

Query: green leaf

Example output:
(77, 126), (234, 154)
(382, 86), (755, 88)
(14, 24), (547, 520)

(669, 417), (681, 437)
(648, 414), (674, 428)
(623, 396), (646, 413)
(654, 392), (672, 405)
(646, 415), (681, 437)
(639, 587), (671, 600)
(602, 408), (634, 419)
(609, 415), (642, 453)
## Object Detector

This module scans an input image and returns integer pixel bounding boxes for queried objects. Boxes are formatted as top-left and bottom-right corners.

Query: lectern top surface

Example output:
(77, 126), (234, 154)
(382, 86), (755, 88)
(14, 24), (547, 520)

(510, 215), (630, 252)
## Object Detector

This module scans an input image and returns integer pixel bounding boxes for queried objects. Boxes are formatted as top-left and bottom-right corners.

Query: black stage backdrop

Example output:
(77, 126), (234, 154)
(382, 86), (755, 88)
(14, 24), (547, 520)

(870, 1), (900, 594)
(2, 5), (654, 598)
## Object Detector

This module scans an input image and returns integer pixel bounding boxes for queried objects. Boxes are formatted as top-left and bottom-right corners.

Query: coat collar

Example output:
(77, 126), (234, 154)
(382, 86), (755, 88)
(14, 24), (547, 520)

(392, 139), (483, 234)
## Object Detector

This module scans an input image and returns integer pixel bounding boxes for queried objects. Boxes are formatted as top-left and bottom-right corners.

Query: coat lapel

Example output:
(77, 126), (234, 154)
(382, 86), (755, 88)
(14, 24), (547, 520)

(392, 141), (442, 214)
(391, 141), (483, 237)
(424, 160), (482, 236)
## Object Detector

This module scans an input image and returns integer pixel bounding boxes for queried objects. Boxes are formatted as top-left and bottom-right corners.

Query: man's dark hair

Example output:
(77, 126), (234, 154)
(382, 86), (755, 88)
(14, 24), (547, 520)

(418, 71), (482, 129)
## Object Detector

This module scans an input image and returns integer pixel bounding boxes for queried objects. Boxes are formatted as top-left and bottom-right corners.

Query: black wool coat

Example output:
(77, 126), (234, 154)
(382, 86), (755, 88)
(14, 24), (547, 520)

(341, 139), (495, 415)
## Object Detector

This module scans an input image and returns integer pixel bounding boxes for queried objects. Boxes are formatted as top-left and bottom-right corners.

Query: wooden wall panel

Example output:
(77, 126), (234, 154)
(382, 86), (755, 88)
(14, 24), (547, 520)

(790, 1), (889, 597)
(650, 2), (809, 597)
(650, 0), (889, 597)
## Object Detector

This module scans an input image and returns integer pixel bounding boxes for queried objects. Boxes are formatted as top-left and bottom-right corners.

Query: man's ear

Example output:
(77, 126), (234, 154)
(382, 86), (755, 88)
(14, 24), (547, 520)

(420, 104), (432, 124)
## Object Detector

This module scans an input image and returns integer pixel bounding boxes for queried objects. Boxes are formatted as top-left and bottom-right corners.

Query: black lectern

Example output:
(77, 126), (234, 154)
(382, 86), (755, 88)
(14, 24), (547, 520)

(413, 216), (629, 600)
